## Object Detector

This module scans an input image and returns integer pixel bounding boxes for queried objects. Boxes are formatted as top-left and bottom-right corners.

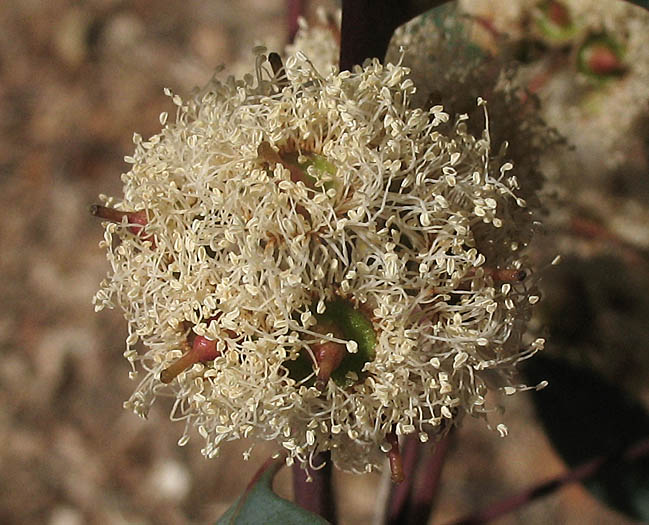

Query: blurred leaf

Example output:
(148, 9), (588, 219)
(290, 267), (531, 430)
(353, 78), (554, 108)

(625, 0), (649, 10)
(215, 458), (330, 525)
(525, 355), (649, 521)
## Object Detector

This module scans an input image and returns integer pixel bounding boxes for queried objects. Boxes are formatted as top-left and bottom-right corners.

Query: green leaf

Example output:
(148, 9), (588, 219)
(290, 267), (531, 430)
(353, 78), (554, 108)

(216, 458), (331, 525)
(525, 355), (649, 521)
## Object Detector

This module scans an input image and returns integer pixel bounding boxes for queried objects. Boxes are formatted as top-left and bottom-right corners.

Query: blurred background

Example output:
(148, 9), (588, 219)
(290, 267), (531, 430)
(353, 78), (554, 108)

(1, 1), (647, 524)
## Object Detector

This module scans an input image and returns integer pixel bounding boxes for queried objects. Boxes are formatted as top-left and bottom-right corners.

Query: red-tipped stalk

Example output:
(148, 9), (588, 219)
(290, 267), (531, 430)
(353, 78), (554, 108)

(387, 431), (405, 484)
(160, 333), (221, 384)
(587, 45), (625, 76)
(90, 204), (152, 242)
(546, 1), (571, 28)
(313, 340), (345, 391)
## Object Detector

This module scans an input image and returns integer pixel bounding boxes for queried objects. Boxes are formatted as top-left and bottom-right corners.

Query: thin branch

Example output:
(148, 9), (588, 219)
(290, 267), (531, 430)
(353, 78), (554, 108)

(441, 436), (649, 525)
(293, 451), (337, 524)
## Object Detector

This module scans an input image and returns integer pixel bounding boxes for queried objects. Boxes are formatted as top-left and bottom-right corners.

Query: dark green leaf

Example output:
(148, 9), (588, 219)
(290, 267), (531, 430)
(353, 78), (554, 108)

(215, 458), (330, 525)
(340, 0), (452, 70)
(625, 0), (649, 10)
(525, 355), (649, 521)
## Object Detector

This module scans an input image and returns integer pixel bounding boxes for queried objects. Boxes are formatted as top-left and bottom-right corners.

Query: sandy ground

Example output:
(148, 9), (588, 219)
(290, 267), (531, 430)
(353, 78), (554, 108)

(1, 1), (647, 524)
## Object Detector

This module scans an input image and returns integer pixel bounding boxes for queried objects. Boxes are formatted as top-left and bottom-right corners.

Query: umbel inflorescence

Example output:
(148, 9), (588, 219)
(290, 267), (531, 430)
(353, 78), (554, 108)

(93, 47), (546, 478)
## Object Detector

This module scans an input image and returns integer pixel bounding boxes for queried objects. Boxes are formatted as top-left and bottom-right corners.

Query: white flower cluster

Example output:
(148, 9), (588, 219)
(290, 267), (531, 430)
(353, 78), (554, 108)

(459, 0), (649, 172)
(94, 46), (545, 474)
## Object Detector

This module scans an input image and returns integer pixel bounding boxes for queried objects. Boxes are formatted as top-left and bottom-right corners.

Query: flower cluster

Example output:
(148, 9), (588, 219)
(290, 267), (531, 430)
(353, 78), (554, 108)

(459, 0), (649, 172)
(94, 46), (546, 475)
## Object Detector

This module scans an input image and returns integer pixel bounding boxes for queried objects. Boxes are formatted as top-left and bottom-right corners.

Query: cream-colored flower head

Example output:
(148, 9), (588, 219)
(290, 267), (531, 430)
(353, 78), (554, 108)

(94, 46), (545, 474)
(286, 7), (341, 76)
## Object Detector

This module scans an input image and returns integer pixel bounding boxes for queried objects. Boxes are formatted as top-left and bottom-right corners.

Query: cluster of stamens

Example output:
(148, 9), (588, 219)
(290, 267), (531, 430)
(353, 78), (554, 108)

(93, 48), (545, 479)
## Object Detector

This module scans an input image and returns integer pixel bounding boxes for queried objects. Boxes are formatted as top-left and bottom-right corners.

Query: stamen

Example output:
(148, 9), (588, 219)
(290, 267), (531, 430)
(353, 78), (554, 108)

(386, 431), (405, 483)
(257, 142), (312, 222)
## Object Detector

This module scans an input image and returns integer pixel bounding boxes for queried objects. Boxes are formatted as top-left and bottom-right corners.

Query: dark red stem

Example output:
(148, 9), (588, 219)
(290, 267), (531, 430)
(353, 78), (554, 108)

(386, 434), (421, 523)
(442, 436), (649, 525)
(292, 451), (337, 524)
(287, 0), (306, 43)
(386, 431), (453, 525)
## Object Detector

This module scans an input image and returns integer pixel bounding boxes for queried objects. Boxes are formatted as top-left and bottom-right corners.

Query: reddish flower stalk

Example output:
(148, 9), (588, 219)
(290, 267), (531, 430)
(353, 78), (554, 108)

(161, 318), (224, 383)
(387, 431), (406, 484)
(90, 204), (147, 234)
(386, 435), (422, 522)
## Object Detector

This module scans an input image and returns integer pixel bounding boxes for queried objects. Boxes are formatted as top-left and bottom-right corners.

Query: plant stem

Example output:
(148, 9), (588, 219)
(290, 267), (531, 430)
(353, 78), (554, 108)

(293, 451), (337, 524)
(409, 432), (452, 524)
(442, 436), (649, 525)
(339, 0), (450, 71)
(385, 432), (453, 525)
(287, 0), (305, 43)
(386, 435), (421, 523)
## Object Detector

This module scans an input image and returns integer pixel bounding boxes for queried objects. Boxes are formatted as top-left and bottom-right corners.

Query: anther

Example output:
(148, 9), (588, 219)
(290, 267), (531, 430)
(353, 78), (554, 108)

(386, 431), (405, 483)
(257, 142), (312, 222)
